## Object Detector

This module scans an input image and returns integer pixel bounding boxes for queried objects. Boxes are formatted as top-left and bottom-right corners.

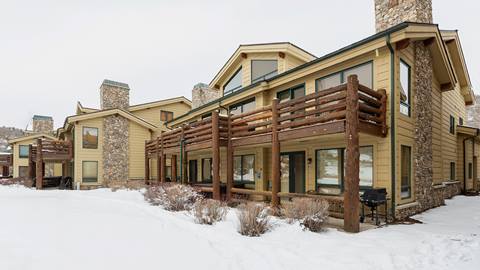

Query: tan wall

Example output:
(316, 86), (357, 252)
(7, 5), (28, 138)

(128, 121), (151, 180)
(131, 102), (191, 131)
(73, 118), (104, 186)
(12, 139), (35, 178)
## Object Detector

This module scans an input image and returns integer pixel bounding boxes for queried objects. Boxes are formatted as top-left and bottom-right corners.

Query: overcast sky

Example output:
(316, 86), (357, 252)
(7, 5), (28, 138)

(0, 0), (478, 129)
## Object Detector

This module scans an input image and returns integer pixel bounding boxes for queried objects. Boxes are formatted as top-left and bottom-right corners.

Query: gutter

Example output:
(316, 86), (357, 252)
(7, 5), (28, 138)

(386, 34), (396, 219)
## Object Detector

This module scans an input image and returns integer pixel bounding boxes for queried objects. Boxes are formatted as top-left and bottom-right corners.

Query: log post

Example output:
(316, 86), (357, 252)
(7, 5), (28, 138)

(180, 126), (187, 184)
(28, 144), (34, 179)
(344, 74), (360, 233)
(156, 136), (161, 183)
(271, 98), (280, 209)
(35, 139), (43, 189)
(226, 114), (233, 201)
(145, 140), (150, 184)
(171, 155), (177, 182)
(212, 111), (221, 200)
(378, 89), (387, 136)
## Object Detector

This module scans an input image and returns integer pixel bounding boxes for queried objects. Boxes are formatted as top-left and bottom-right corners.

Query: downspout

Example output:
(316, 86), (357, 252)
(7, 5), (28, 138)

(387, 34), (396, 218)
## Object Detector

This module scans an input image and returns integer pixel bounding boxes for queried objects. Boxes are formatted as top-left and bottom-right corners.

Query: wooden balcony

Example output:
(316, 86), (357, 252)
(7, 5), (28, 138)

(0, 154), (12, 167)
(145, 75), (387, 233)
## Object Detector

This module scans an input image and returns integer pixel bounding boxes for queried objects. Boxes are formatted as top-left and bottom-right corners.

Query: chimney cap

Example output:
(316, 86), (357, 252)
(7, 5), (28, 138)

(33, 115), (53, 120)
(101, 79), (130, 90)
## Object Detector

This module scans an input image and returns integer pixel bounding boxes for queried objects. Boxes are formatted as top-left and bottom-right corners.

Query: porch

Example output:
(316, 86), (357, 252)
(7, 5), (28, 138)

(0, 153), (12, 177)
(145, 75), (388, 232)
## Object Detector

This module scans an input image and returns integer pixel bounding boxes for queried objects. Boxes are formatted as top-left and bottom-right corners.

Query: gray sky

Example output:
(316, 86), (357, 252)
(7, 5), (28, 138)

(0, 0), (478, 129)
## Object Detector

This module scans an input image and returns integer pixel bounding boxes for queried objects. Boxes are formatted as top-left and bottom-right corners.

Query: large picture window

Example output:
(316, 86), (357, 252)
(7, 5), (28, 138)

(223, 67), (242, 94)
(82, 127), (98, 149)
(19, 145), (29, 158)
(82, 161), (98, 183)
(400, 60), (411, 116)
(316, 146), (373, 194)
(401, 145), (412, 199)
(251, 60), (278, 83)
(230, 98), (256, 115)
(233, 155), (255, 183)
(202, 158), (212, 182)
(316, 62), (373, 91)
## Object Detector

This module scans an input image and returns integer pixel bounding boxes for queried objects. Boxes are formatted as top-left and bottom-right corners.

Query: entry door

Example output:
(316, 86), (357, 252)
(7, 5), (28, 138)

(280, 152), (305, 193)
(189, 160), (198, 183)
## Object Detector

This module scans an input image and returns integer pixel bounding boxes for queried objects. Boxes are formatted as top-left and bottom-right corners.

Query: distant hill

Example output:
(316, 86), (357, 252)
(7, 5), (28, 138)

(467, 95), (480, 129)
(0, 126), (25, 153)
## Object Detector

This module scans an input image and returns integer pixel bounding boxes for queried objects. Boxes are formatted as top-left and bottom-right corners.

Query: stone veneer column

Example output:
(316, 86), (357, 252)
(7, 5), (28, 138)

(32, 115), (54, 133)
(375, 0), (433, 32)
(191, 83), (221, 109)
(100, 80), (130, 184)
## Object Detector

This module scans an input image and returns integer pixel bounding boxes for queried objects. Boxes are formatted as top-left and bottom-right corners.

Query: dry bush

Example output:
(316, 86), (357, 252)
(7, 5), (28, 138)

(282, 198), (329, 232)
(237, 202), (271, 237)
(0, 178), (33, 187)
(192, 199), (227, 225)
(144, 183), (201, 211)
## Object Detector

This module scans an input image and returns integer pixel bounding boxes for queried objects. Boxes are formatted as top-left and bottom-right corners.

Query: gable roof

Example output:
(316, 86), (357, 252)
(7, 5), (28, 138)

(8, 133), (57, 144)
(76, 96), (191, 114)
(168, 22), (464, 127)
(66, 109), (157, 131)
(209, 42), (317, 89)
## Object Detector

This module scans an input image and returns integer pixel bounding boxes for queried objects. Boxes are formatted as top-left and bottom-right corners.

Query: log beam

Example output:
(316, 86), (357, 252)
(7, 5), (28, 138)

(396, 38), (410, 50)
(344, 75), (360, 233)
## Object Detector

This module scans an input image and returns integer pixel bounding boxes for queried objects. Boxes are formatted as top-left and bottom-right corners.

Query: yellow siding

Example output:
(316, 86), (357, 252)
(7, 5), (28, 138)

(432, 77), (443, 184)
(11, 139), (36, 178)
(73, 118), (104, 186)
(131, 102), (191, 131)
(129, 121), (151, 180)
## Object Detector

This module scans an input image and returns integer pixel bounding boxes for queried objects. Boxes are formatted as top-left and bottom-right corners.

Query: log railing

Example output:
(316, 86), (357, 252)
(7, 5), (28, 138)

(0, 154), (12, 166)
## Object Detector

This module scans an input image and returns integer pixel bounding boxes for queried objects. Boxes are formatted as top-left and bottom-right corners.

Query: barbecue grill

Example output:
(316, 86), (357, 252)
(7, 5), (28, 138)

(360, 188), (388, 225)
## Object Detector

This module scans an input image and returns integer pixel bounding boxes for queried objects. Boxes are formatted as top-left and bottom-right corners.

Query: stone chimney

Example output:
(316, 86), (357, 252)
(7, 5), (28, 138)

(32, 115), (53, 133)
(192, 83), (221, 109)
(375, 0), (432, 33)
(99, 79), (129, 185)
(100, 79), (130, 110)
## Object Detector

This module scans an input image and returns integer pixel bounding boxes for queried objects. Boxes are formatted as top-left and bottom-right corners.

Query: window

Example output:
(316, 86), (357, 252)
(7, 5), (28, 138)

(160, 110), (174, 122)
(450, 162), (456, 181)
(229, 98), (256, 115)
(19, 145), (29, 158)
(468, 162), (473, 179)
(315, 146), (373, 194)
(459, 117), (464, 126)
(277, 85), (305, 103)
(401, 145), (412, 199)
(400, 60), (411, 116)
(251, 60), (278, 83)
(316, 62), (373, 91)
(202, 158), (212, 182)
(166, 166), (172, 181)
(19, 166), (29, 178)
(82, 161), (98, 182)
(234, 155), (255, 182)
(223, 67), (242, 94)
(82, 127), (98, 149)
(449, 115), (455, 134)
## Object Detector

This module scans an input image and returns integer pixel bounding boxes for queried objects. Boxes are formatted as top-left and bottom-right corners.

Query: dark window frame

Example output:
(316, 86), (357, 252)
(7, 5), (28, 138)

(19, 145), (29, 158)
(160, 110), (174, 122)
(277, 83), (306, 101)
(468, 162), (473, 179)
(201, 158), (212, 183)
(399, 59), (411, 117)
(315, 61), (374, 92)
(82, 127), (99, 149)
(233, 154), (255, 183)
(229, 97), (256, 114)
(251, 59), (278, 84)
(449, 115), (456, 134)
(400, 145), (412, 199)
(450, 162), (456, 181)
(223, 67), (243, 95)
(315, 145), (374, 193)
(82, 161), (98, 183)
(459, 117), (464, 126)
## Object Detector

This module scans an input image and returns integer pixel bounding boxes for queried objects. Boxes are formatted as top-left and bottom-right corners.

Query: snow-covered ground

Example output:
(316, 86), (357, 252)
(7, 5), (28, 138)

(0, 185), (479, 270)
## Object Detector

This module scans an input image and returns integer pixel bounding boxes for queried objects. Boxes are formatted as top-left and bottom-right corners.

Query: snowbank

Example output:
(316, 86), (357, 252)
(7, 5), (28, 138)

(0, 185), (478, 270)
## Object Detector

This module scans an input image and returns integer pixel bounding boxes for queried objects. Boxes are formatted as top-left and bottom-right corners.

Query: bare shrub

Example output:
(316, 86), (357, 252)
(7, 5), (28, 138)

(237, 202), (271, 237)
(192, 199), (227, 225)
(0, 178), (33, 187)
(144, 183), (201, 211)
(282, 198), (329, 232)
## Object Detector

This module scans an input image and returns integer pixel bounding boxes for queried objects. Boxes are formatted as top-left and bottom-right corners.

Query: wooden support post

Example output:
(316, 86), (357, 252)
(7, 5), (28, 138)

(171, 155), (177, 182)
(344, 75), (360, 233)
(212, 111), (221, 200)
(226, 114), (234, 201)
(271, 99), (280, 209)
(35, 139), (43, 189)
(62, 161), (68, 178)
(156, 136), (161, 183)
(145, 140), (150, 184)
(181, 126), (188, 184)
(28, 145), (34, 179)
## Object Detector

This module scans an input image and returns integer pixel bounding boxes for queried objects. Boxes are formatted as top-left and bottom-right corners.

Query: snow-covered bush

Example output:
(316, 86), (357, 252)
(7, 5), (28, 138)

(237, 202), (271, 237)
(144, 183), (201, 211)
(282, 198), (329, 232)
(192, 199), (227, 225)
